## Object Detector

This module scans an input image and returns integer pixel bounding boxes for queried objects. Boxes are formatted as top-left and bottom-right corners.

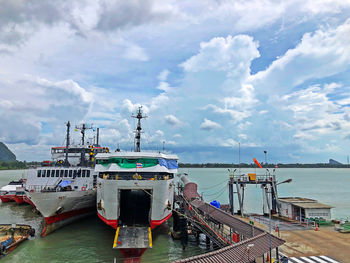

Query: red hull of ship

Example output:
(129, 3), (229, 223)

(97, 212), (172, 230)
(0, 195), (15, 203)
(23, 196), (36, 207)
(12, 195), (25, 204)
(41, 207), (95, 236)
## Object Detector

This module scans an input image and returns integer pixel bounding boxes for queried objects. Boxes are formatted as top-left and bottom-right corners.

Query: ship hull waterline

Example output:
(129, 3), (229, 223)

(26, 189), (96, 236)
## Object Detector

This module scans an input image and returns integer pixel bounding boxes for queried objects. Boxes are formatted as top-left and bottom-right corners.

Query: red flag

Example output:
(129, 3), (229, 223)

(253, 158), (262, 168)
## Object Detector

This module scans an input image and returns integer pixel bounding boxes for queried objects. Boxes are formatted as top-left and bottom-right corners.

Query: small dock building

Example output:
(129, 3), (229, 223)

(278, 197), (332, 221)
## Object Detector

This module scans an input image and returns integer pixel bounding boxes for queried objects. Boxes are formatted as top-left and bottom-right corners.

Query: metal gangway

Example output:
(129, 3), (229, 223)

(173, 175), (285, 263)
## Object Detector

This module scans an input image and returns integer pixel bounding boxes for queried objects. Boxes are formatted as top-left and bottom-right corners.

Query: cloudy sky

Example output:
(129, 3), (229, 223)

(1, 0), (350, 163)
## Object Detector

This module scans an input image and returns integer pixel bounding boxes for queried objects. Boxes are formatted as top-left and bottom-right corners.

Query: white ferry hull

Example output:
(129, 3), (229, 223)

(97, 178), (174, 230)
(26, 190), (96, 236)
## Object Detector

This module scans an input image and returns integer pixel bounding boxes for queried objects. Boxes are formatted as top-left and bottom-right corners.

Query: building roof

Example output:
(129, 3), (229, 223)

(173, 232), (284, 263)
(278, 197), (333, 209)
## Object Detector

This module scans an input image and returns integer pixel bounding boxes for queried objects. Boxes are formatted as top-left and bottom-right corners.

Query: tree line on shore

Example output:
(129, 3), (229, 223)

(1, 161), (349, 170)
(0, 161), (41, 170)
(178, 163), (350, 168)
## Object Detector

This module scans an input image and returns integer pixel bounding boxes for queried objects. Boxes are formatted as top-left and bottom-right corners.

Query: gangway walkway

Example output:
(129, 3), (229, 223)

(172, 175), (285, 263)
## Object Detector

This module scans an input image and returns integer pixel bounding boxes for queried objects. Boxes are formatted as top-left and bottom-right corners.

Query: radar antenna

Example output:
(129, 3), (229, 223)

(132, 106), (147, 152)
(75, 123), (93, 145)
(75, 123), (93, 166)
(64, 121), (70, 167)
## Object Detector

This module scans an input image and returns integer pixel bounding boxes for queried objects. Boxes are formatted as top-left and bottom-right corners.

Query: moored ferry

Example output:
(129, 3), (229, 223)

(96, 151), (178, 230)
(95, 107), (178, 252)
(24, 122), (109, 236)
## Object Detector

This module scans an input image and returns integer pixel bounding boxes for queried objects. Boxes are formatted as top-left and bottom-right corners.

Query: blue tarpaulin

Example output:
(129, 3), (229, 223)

(158, 159), (178, 169)
(1, 236), (13, 248)
(58, 180), (72, 187)
(210, 200), (221, 209)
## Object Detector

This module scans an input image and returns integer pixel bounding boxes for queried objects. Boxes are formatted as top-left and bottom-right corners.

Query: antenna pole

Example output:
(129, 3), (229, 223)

(96, 128), (100, 146)
(238, 142), (241, 176)
(82, 124), (86, 145)
(75, 123), (94, 166)
(132, 106), (147, 152)
(64, 121), (70, 167)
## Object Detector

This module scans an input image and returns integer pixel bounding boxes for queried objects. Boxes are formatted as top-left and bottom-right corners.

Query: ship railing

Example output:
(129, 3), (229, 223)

(98, 173), (173, 180)
(25, 185), (74, 193)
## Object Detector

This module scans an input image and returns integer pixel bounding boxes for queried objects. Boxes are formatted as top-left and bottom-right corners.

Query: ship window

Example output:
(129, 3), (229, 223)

(77, 170), (81, 177)
(82, 170), (86, 177)
(56, 170), (59, 177)
(51, 170), (55, 177)
(64, 170), (68, 177)
(60, 170), (64, 177)
(73, 170), (77, 178)
(47, 170), (51, 177)
(37, 170), (41, 177)
(69, 170), (72, 177)
(42, 170), (46, 177)
(86, 170), (90, 177)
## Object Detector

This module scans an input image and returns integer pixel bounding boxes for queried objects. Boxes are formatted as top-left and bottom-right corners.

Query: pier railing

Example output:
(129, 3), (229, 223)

(231, 174), (275, 183)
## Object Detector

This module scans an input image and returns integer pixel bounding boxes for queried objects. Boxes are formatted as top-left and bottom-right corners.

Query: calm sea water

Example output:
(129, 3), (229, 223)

(1, 168), (349, 262)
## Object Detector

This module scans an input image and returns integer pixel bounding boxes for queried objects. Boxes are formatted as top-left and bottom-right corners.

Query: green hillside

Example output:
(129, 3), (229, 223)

(0, 142), (16, 161)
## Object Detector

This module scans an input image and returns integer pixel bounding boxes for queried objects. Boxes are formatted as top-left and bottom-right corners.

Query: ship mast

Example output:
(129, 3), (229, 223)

(75, 123), (93, 166)
(75, 123), (93, 145)
(64, 121), (70, 167)
(132, 106), (147, 152)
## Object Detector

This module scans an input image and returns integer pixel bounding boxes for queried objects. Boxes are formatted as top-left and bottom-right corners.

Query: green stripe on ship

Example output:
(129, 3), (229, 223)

(97, 158), (159, 168)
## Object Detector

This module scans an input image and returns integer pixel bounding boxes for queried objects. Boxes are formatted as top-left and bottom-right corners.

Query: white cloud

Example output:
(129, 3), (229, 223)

(158, 69), (169, 82)
(121, 42), (149, 61)
(146, 129), (164, 143)
(181, 35), (259, 78)
(216, 138), (237, 147)
(2, 1), (350, 162)
(165, 115), (182, 126)
(238, 134), (247, 140)
(204, 84), (258, 123)
(173, 133), (182, 138)
(0, 76), (93, 145)
(200, 118), (221, 131)
(279, 83), (350, 143)
(259, 110), (268, 115)
(252, 19), (350, 92)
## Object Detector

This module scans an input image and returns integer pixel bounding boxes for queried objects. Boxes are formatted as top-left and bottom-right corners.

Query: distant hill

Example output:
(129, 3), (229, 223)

(0, 142), (16, 161)
(329, 159), (342, 165)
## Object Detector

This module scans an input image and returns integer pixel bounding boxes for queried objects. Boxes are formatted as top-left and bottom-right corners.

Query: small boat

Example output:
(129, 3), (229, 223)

(0, 180), (23, 203)
(11, 187), (26, 204)
(0, 224), (35, 258)
(339, 221), (350, 233)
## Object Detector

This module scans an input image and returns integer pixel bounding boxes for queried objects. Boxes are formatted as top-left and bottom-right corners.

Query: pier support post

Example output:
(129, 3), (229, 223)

(241, 185), (245, 216)
(229, 180), (234, 215)
(236, 182), (244, 216)
(205, 235), (210, 249)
